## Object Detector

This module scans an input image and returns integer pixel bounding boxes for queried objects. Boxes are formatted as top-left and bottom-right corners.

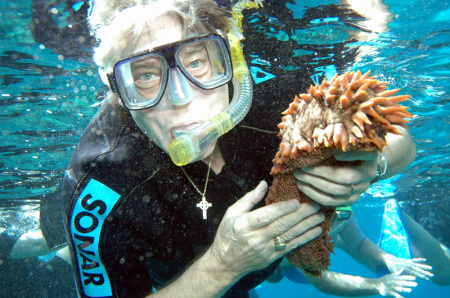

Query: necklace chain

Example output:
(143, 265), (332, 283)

(180, 156), (213, 220)
(180, 156), (212, 196)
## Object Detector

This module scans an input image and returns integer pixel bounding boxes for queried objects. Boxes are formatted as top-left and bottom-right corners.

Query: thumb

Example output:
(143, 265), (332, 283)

(228, 181), (268, 215)
(393, 268), (405, 276)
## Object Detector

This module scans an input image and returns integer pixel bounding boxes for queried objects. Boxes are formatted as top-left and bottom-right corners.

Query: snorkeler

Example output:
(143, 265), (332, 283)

(268, 197), (449, 297)
(267, 203), (432, 298)
(386, 199), (450, 286)
(59, 1), (415, 297)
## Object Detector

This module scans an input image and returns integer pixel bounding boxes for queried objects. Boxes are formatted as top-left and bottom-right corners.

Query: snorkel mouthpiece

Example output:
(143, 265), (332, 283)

(168, 113), (233, 166)
(168, 31), (253, 166)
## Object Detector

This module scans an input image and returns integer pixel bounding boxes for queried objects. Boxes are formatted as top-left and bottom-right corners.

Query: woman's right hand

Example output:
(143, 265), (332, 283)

(372, 272), (417, 298)
(206, 181), (324, 281)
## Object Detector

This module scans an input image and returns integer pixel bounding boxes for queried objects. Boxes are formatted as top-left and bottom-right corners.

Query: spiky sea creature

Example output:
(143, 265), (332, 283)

(265, 70), (412, 276)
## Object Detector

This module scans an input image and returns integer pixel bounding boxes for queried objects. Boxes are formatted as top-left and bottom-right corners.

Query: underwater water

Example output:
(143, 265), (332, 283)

(0, 0), (448, 297)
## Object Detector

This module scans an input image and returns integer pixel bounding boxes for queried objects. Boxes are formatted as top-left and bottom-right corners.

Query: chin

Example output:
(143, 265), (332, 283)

(196, 142), (217, 162)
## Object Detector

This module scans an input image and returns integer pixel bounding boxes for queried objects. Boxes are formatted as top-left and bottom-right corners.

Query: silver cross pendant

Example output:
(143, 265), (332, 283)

(196, 196), (212, 220)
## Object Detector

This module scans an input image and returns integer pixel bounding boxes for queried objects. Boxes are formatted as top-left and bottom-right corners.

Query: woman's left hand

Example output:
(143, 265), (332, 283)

(384, 255), (434, 280)
(293, 151), (379, 206)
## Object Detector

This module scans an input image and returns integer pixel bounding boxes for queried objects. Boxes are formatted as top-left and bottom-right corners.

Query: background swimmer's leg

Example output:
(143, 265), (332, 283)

(401, 210), (450, 286)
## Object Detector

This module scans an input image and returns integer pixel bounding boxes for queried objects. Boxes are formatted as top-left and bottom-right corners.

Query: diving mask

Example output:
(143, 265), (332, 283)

(107, 33), (233, 110)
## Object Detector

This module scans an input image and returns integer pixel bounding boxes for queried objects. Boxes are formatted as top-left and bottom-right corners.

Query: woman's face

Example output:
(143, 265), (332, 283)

(126, 14), (229, 161)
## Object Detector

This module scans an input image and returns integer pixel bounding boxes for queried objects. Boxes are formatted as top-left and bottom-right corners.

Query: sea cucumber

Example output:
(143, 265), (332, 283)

(265, 70), (412, 276)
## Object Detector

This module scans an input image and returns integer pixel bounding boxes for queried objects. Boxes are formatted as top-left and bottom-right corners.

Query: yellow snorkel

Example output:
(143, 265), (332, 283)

(168, 1), (262, 166)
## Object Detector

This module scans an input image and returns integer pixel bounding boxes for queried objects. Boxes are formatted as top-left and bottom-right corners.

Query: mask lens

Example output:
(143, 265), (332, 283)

(176, 35), (232, 89)
(115, 53), (167, 109)
(335, 209), (352, 221)
(131, 56), (163, 99)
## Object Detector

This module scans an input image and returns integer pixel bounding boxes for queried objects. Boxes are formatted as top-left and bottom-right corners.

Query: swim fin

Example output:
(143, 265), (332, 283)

(376, 199), (412, 276)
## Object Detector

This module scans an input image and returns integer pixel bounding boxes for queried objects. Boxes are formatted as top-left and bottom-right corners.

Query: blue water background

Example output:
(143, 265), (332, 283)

(0, 0), (449, 297)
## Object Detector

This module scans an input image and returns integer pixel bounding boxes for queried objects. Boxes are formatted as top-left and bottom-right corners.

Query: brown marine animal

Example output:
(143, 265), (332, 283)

(265, 70), (412, 276)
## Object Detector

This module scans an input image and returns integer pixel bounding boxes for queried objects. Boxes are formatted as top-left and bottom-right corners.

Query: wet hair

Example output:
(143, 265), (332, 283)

(89, 0), (231, 71)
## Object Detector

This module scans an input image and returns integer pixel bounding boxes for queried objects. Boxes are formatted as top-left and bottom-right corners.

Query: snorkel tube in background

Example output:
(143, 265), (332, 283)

(168, 0), (262, 166)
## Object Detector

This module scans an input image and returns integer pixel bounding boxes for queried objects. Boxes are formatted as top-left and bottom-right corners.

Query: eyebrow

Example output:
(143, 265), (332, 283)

(131, 57), (161, 71)
(180, 43), (206, 56)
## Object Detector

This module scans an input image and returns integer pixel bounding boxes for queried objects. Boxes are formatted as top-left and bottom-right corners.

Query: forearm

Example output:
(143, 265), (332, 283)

(354, 237), (391, 272)
(305, 270), (381, 297)
(149, 249), (240, 297)
(335, 216), (386, 272)
(338, 236), (388, 273)
(381, 126), (415, 179)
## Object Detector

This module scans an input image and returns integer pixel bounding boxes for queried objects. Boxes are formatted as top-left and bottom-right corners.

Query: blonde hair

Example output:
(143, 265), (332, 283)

(88, 0), (231, 71)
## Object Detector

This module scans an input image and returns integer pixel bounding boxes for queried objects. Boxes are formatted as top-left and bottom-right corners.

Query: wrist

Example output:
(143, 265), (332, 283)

(364, 278), (385, 296)
(198, 248), (242, 295)
(203, 246), (245, 281)
(380, 252), (392, 264)
(155, 249), (238, 298)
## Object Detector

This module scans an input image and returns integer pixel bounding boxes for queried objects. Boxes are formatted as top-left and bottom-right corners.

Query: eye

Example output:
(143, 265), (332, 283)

(140, 73), (155, 80)
(188, 60), (202, 69)
(133, 69), (161, 96)
(184, 57), (211, 79)
(134, 70), (160, 87)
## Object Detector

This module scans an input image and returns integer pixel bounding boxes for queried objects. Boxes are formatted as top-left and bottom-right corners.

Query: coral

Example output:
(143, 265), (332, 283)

(265, 70), (412, 276)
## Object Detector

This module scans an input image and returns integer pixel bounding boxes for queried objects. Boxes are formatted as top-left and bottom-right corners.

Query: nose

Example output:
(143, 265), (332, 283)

(167, 68), (193, 106)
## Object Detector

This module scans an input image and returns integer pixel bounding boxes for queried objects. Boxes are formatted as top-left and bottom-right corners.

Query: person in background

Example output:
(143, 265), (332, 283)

(30, 0), (95, 60)
(394, 202), (450, 286)
(268, 203), (438, 298)
(0, 210), (75, 297)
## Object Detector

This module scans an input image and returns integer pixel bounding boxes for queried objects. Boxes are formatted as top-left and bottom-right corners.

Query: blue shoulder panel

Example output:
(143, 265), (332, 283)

(70, 179), (121, 297)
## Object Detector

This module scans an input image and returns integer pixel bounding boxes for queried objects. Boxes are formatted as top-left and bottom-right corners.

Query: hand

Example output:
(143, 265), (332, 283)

(207, 181), (324, 278)
(384, 254), (434, 280)
(293, 151), (379, 206)
(374, 271), (417, 298)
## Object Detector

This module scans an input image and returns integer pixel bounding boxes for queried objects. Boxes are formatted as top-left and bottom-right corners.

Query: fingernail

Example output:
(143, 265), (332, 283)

(320, 212), (325, 221)
(288, 199), (300, 209)
(293, 169), (303, 178)
(307, 201), (320, 212)
(257, 180), (268, 191)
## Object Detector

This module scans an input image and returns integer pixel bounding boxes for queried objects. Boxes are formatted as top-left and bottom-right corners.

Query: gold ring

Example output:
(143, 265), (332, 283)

(274, 236), (287, 251)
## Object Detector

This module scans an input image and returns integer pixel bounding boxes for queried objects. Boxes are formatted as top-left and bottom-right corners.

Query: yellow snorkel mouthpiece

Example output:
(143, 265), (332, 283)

(168, 112), (233, 166)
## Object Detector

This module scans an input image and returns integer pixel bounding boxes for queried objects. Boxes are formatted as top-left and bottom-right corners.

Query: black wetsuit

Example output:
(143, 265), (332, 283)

(61, 97), (286, 297)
